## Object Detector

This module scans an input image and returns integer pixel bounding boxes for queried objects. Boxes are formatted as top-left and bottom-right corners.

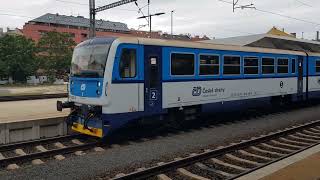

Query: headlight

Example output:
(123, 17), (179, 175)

(97, 81), (101, 87)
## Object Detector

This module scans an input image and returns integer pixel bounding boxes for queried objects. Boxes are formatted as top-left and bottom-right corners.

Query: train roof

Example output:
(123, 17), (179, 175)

(115, 36), (320, 57)
(203, 33), (320, 53)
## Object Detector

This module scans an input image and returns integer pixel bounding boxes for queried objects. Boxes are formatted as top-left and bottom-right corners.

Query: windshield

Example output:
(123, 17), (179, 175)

(71, 44), (110, 78)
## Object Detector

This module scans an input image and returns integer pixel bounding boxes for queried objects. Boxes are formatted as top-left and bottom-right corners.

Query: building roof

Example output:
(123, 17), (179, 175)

(203, 31), (320, 53)
(29, 13), (130, 32)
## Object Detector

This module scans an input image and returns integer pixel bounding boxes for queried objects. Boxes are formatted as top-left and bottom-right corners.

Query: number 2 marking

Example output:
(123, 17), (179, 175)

(150, 90), (158, 100)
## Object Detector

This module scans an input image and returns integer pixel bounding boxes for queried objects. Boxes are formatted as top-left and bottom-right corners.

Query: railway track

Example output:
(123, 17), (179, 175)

(0, 93), (67, 102)
(0, 134), (102, 169)
(111, 120), (320, 180)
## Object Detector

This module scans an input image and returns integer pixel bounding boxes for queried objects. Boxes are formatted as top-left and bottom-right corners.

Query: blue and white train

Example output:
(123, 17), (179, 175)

(57, 36), (320, 138)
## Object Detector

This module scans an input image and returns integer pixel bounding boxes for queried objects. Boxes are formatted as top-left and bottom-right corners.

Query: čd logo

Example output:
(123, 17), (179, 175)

(192, 86), (202, 96)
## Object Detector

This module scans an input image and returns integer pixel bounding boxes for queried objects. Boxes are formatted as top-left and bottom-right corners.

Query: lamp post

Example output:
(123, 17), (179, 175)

(138, 12), (165, 37)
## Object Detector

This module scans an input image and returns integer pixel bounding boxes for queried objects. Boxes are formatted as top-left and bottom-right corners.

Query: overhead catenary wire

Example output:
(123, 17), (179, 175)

(55, 0), (138, 12)
(134, 1), (149, 25)
(0, 12), (36, 19)
(294, 0), (312, 7)
(216, 0), (320, 26)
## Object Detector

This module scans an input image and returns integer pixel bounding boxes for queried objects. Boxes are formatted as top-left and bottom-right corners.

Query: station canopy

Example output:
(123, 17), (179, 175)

(202, 27), (320, 53)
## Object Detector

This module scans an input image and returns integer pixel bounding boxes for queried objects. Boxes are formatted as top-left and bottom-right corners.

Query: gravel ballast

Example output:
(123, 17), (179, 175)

(1, 104), (320, 180)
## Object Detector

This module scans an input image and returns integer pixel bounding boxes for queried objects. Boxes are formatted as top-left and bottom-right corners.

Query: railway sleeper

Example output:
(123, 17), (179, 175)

(238, 150), (273, 161)
(290, 134), (320, 143)
(177, 167), (211, 180)
(260, 143), (294, 153)
(225, 154), (262, 167)
(157, 174), (172, 180)
(211, 158), (249, 172)
(310, 128), (320, 133)
(36, 145), (48, 152)
(0, 153), (5, 160)
(279, 137), (312, 146)
(195, 163), (235, 178)
(270, 140), (305, 149)
(14, 149), (27, 156)
(301, 130), (320, 137)
(250, 146), (286, 157)
(7, 164), (19, 170)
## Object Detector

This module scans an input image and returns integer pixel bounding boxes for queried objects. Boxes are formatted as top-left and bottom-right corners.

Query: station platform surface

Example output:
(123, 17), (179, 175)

(261, 150), (320, 180)
(0, 85), (67, 97)
(237, 144), (320, 180)
(0, 98), (69, 123)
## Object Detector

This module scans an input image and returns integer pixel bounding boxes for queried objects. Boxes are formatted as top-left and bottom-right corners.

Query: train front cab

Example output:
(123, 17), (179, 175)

(58, 38), (118, 138)
(62, 38), (165, 138)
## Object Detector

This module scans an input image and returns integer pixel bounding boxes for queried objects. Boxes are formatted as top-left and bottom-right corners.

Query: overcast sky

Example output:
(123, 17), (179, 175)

(1, 0), (319, 39)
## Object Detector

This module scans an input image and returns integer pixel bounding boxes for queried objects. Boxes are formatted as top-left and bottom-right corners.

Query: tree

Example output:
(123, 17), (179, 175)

(0, 35), (37, 81)
(37, 31), (76, 80)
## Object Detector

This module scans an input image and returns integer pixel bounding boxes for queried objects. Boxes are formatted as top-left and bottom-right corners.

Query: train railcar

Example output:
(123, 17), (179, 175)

(57, 37), (320, 138)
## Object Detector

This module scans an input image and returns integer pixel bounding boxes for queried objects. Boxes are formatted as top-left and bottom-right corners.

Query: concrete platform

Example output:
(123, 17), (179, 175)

(0, 85), (67, 97)
(0, 98), (69, 123)
(237, 144), (320, 180)
(0, 98), (70, 144)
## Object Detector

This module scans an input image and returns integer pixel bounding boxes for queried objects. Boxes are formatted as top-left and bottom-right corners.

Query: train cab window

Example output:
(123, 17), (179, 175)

(199, 54), (219, 75)
(171, 53), (195, 75)
(292, 59), (296, 74)
(277, 58), (289, 74)
(244, 57), (258, 75)
(119, 48), (137, 78)
(316, 60), (320, 73)
(262, 57), (275, 74)
(223, 56), (241, 75)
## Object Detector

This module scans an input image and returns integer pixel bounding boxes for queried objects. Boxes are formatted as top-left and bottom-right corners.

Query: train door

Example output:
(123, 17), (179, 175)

(297, 56), (304, 99)
(144, 46), (162, 115)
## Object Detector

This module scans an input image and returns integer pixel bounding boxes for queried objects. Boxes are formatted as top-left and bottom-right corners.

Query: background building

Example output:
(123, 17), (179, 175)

(23, 13), (131, 43)
(22, 13), (210, 43)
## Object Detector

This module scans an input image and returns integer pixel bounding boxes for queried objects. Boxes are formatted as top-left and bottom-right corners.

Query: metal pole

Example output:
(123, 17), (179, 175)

(233, 0), (235, 12)
(148, 0), (150, 26)
(149, 15), (152, 38)
(171, 10), (174, 38)
(89, 0), (92, 37)
(89, 0), (96, 38)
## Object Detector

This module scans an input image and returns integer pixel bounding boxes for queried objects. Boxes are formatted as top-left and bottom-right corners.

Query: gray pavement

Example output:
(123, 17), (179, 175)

(1, 104), (320, 180)
(0, 98), (68, 123)
(0, 85), (67, 97)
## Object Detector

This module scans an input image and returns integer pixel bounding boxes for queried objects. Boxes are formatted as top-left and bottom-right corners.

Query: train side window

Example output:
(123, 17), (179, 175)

(199, 54), (219, 75)
(316, 60), (320, 73)
(292, 59), (296, 74)
(277, 58), (289, 74)
(223, 56), (240, 75)
(119, 48), (137, 78)
(171, 53), (195, 76)
(244, 57), (258, 75)
(262, 57), (275, 74)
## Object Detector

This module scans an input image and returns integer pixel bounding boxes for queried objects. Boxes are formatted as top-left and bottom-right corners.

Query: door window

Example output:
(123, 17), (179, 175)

(119, 48), (137, 78)
(150, 57), (159, 88)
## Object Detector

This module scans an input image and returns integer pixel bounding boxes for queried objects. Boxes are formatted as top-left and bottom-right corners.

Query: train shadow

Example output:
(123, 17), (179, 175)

(101, 99), (320, 146)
